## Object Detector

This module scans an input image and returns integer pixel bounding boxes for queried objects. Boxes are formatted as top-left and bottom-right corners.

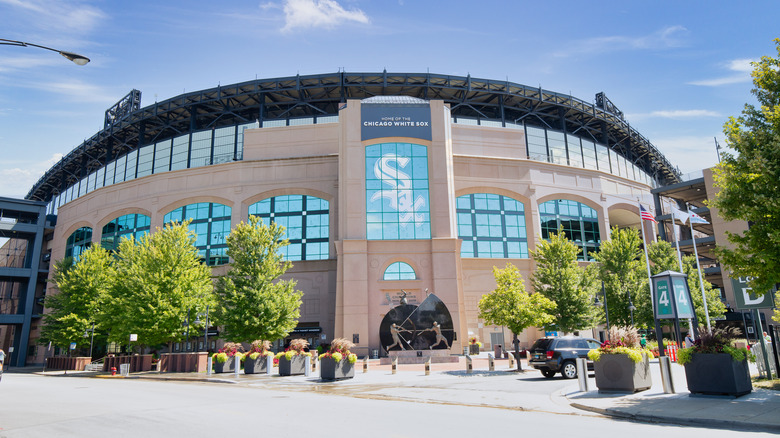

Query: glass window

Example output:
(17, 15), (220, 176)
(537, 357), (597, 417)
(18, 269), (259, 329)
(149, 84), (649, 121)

(457, 194), (528, 258)
(609, 149), (621, 177)
(366, 143), (431, 240)
(125, 149), (137, 181)
(115, 155), (127, 183)
(213, 126), (235, 164)
(136, 145), (154, 178)
(547, 131), (567, 165)
(249, 195), (330, 261)
(596, 143), (610, 173)
(525, 126), (548, 162)
(154, 139), (172, 174)
(383, 261), (417, 280)
(582, 140), (598, 170)
(170, 134), (189, 171)
(539, 199), (600, 261)
(164, 202), (231, 266)
(567, 134), (583, 168)
(65, 227), (92, 260)
(95, 167), (105, 190)
(190, 130), (212, 168)
(105, 160), (116, 186)
(101, 213), (151, 252)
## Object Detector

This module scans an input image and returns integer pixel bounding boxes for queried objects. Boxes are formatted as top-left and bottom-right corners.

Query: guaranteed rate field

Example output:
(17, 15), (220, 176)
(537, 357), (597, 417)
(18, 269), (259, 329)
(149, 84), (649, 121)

(19, 72), (675, 366)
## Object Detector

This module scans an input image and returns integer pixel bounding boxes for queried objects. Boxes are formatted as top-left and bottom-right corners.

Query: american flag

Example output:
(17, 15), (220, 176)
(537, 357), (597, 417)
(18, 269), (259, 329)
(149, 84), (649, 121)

(639, 204), (657, 223)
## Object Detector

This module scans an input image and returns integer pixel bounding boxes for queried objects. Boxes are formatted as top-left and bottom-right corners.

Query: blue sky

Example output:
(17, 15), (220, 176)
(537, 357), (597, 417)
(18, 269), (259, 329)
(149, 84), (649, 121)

(0, 0), (777, 199)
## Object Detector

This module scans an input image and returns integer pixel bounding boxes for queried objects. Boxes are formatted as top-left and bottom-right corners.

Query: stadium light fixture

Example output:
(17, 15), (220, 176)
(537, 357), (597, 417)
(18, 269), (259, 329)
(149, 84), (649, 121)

(0, 38), (90, 65)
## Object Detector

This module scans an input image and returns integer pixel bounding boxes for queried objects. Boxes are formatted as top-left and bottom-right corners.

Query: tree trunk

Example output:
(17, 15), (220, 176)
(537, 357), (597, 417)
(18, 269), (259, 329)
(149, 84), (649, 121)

(513, 333), (522, 371)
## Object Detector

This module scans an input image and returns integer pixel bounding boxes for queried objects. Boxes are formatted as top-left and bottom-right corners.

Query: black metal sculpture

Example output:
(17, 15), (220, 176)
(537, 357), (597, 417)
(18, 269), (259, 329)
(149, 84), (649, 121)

(379, 291), (454, 351)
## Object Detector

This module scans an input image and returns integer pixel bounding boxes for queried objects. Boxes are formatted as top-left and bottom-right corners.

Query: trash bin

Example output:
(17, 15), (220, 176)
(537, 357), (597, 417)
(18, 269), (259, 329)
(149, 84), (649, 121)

(494, 344), (502, 358)
(119, 363), (130, 376)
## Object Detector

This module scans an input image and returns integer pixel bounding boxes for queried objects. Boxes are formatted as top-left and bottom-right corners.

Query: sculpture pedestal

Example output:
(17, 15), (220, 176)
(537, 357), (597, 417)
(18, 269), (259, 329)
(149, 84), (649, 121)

(380, 350), (458, 365)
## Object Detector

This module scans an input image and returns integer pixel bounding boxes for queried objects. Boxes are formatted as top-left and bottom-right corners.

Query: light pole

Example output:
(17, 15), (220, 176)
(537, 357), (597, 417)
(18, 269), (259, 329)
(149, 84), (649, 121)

(83, 321), (95, 359)
(0, 39), (90, 65)
(183, 309), (191, 352)
(594, 281), (610, 340)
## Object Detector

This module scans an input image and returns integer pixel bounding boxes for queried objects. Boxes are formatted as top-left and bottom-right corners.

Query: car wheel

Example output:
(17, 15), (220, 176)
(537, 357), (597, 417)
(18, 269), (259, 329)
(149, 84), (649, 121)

(561, 361), (577, 379)
(541, 369), (556, 378)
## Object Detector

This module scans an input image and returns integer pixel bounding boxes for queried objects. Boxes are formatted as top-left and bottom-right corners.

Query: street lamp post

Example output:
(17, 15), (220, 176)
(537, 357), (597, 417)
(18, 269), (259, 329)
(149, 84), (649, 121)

(0, 39), (90, 65)
(594, 282), (610, 340)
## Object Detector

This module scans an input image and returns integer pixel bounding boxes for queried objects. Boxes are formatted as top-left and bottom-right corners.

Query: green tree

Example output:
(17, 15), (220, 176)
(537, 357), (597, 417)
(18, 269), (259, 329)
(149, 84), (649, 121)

(530, 226), (597, 333)
(40, 247), (114, 356)
(647, 240), (726, 328)
(710, 39), (780, 299)
(213, 216), (303, 343)
(102, 222), (213, 351)
(478, 263), (556, 370)
(592, 227), (649, 328)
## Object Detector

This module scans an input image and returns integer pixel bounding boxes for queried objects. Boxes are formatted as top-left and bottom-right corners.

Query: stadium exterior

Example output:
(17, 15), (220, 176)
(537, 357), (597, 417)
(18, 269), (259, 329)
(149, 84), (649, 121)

(19, 72), (681, 364)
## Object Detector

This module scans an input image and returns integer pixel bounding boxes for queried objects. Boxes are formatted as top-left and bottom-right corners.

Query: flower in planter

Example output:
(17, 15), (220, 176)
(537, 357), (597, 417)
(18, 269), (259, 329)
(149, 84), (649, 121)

(214, 341), (245, 363)
(247, 340), (274, 361)
(275, 338), (312, 360)
(469, 337), (483, 348)
(319, 338), (358, 364)
(588, 326), (651, 363)
(677, 326), (754, 365)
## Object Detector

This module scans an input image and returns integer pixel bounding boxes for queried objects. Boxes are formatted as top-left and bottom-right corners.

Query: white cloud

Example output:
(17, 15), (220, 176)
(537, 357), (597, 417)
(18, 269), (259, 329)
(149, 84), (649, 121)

(13, 79), (117, 104)
(0, 0), (106, 34)
(553, 26), (688, 58)
(628, 109), (721, 121)
(0, 153), (63, 199)
(280, 0), (369, 32)
(689, 58), (756, 87)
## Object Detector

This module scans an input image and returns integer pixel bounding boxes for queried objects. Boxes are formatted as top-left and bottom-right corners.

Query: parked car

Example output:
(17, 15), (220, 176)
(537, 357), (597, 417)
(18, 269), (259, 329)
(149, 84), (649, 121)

(528, 336), (602, 379)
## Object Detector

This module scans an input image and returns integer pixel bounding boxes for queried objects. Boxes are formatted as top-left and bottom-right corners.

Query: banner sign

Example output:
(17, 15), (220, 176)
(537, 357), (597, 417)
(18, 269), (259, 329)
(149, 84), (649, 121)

(731, 276), (776, 310)
(361, 104), (431, 141)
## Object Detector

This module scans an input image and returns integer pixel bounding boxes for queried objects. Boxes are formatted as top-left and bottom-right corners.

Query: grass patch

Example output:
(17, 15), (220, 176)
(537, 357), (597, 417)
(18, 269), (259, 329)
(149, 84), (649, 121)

(752, 377), (780, 391)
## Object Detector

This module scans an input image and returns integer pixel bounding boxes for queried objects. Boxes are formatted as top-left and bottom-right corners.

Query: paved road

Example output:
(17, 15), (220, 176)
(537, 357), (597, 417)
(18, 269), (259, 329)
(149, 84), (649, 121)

(0, 372), (776, 438)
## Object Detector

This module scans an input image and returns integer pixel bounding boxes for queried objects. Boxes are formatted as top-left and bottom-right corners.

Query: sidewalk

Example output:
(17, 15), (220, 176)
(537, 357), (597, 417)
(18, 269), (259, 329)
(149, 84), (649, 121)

(21, 354), (780, 433)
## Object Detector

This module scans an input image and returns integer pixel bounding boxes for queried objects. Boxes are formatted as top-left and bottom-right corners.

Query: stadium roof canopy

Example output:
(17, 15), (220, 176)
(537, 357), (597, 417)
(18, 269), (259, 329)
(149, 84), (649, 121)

(27, 71), (681, 202)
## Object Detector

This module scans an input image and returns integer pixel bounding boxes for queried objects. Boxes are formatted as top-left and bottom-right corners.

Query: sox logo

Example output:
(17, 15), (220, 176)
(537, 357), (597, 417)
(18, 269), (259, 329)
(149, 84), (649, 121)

(371, 153), (425, 224)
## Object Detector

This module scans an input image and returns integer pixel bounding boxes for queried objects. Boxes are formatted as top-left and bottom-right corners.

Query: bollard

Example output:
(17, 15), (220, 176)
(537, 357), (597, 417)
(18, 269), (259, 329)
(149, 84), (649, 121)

(466, 355), (473, 374)
(363, 356), (368, 373)
(425, 356), (431, 376)
(392, 356), (398, 374)
(207, 357), (213, 376)
(488, 353), (495, 371)
(266, 355), (273, 376)
(234, 358), (240, 378)
(576, 358), (589, 392)
(304, 355), (311, 377)
(508, 352), (515, 369)
(659, 356), (675, 394)
(312, 354), (318, 373)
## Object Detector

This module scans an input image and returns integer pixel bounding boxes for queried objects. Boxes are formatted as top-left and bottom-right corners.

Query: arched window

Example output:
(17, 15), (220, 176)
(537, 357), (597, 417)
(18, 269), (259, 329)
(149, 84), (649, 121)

(100, 213), (151, 252)
(164, 202), (231, 266)
(456, 194), (528, 258)
(539, 199), (600, 261)
(65, 227), (92, 260)
(383, 261), (416, 280)
(248, 195), (329, 261)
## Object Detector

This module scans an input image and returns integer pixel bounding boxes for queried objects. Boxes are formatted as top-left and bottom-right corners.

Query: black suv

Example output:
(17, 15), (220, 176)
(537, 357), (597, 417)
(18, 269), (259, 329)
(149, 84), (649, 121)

(528, 336), (602, 379)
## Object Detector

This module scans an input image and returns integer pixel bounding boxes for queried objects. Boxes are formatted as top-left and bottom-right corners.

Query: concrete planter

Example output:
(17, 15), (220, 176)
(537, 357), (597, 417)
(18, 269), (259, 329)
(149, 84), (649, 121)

(469, 344), (480, 355)
(244, 355), (271, 374)
(214, 355), (238, 374)
(278, 354), (307, 376)
(683, 353), (752, 397)
(594, 353), (652, 393)
(320, 358), (355, 380)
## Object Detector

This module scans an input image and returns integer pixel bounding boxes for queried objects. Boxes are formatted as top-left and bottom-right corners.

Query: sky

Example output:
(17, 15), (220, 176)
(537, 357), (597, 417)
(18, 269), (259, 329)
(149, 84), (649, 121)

(0, 0), (778, 200)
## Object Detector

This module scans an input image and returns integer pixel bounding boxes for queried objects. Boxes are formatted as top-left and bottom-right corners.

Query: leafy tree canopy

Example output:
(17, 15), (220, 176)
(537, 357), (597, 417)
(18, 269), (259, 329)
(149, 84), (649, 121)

(710, 38), (780, 297)
(102, 221), (214, 349)
(530, 226), (597, 333)
(592, 227), (647, 328)
(213, 215), (303, 343)
(40, 247), (114, 352)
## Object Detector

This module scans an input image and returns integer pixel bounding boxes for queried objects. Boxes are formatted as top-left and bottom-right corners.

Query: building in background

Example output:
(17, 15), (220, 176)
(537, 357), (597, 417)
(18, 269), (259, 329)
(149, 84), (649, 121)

(9, 72), (683, 365)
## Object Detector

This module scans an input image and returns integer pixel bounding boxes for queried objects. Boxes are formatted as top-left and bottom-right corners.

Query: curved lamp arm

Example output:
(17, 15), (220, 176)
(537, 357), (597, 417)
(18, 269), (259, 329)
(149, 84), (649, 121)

(0, 38), (90, 65)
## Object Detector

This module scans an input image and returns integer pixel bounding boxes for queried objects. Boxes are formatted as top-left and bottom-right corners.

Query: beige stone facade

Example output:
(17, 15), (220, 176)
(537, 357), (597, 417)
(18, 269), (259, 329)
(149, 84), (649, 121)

(42, 97), (656, 358)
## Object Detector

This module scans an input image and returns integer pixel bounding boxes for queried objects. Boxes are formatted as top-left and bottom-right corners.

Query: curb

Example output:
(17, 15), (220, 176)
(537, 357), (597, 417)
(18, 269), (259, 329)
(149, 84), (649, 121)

(569, 402), (780, 434)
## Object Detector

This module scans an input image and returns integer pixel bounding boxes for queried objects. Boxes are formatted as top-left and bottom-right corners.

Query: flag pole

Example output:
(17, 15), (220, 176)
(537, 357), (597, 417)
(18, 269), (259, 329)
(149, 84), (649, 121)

(688, 206), (712, 332)
(638, 201), (656, 316)
(667, 199), (684, 271)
